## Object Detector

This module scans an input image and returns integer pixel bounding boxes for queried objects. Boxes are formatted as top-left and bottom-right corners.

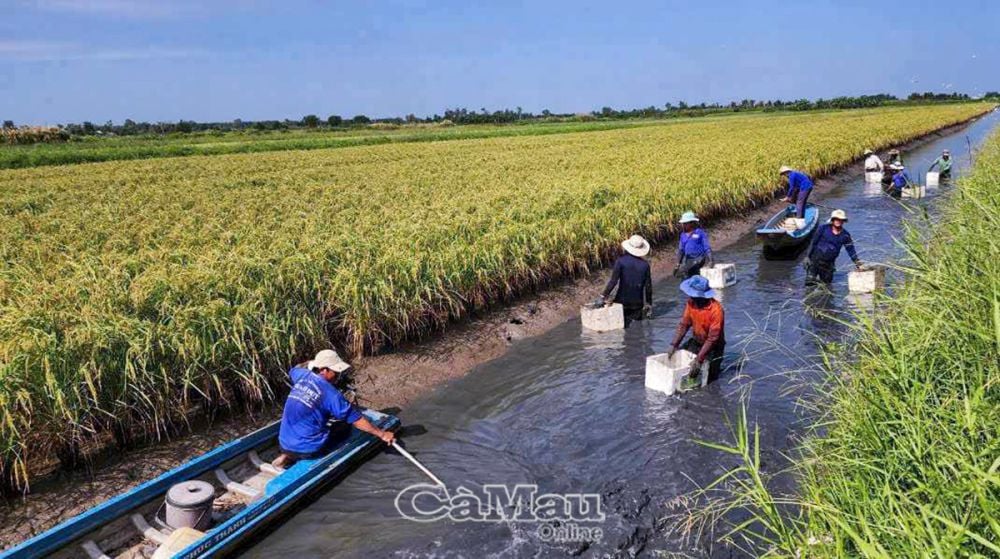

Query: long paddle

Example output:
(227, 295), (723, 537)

(391, 441), (446, 487)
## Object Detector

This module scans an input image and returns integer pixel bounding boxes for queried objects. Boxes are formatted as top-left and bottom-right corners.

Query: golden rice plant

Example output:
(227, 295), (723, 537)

(0, 103), (991, 490)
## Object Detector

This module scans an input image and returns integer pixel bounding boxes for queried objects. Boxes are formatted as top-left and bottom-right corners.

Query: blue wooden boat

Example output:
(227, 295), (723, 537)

(756, 204), (819, 258)
(1, 409), (399, 559)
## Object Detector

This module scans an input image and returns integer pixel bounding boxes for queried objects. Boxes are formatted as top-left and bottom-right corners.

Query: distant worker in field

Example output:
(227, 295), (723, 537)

(673, 211), (713, 279)
(928, 149), (953, 179)
(804, 209), (863, 285)
(602, 234), (653, 322)
(864, 149), (884, 172)
(887, 148), (902, 166)
(273, 350), (395, 469)
(779, 166), (814, 218)
(888, 162), (911, 198)
(667, 276), (725, 382)
(881, 149), (903, 188)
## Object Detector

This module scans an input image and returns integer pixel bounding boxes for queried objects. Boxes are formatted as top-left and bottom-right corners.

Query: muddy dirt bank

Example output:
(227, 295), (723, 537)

(0, 113), (988, 550)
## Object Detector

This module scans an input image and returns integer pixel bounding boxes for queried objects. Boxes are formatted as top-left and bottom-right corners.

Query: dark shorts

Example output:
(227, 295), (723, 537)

(681, 338), (725, 383)
(806, 258), (836, 284)
(676, 255), (706, 279)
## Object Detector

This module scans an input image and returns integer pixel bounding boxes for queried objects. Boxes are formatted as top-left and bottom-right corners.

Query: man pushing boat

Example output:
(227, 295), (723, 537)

(273, 349), (396, 468)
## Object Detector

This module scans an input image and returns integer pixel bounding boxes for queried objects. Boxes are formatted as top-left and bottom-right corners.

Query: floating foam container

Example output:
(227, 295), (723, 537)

(848, 265), (886, 294)
(701, 263), (736, 289)
(645, 350), (708, 396)
(781, 217), (806, 231)
(580, 303), (625, 332)
(902, 185), (926, 199)
(865, 171), (883, 183)
(152, 527), (206, 559)
(926, 172), (939, 187)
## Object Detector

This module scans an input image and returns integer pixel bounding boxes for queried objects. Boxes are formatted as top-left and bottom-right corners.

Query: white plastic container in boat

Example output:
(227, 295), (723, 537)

(701, 263), (736, 289)
(848, 265), (886, 294)
(865, 171), (883, 183)
(926, 172), (940, 187)
(645, 350), (708, 396)
(152, 527), (206, 559)
(902, 185), (926, 199)
(580, 303), (625, 332)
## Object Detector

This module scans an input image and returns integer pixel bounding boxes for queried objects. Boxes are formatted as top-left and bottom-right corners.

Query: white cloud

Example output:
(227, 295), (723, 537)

(0, 40), (206, 61)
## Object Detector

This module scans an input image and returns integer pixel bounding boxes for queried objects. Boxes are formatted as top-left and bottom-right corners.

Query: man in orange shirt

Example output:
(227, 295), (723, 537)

(668, 275), (726, 381)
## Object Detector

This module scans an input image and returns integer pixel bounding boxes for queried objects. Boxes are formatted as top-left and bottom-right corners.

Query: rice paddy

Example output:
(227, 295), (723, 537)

(0, 103), (991, 490)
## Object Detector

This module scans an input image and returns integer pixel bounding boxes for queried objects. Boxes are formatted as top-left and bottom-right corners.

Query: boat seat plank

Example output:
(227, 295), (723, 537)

(80, 540), (112, 559)
(248, 450), (282, 476)
(215, 468), (261, 499)
(130, 513), (169, 545)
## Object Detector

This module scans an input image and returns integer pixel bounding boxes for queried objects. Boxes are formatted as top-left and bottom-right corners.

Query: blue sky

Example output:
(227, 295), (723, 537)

(2, 0), (998, 124)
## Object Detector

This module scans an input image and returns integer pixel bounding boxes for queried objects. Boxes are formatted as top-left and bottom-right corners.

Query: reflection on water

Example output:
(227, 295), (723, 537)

(244, 113), (999, 559)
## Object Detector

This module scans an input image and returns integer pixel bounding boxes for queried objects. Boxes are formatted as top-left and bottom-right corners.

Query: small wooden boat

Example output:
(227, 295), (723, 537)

(756, 204), (819, 258)
(1, 409), (399, 559)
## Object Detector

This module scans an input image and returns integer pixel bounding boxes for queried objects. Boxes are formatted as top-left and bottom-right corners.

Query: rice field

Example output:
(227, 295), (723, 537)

(0, 103), (992, 490)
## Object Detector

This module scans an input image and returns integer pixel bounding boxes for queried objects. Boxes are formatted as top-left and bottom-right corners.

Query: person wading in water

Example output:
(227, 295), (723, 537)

(602, 234), (653, 324)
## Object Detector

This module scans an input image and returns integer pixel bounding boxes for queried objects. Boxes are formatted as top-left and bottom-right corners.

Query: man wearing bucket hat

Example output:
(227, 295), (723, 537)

(804, 209), (862, 285)
(928, 149), (952, 179)
(888, 162), (911, 198)
(274, 349), (395, 468)
(864, 149), (884, 173)
(779, 166), (814, 219)
(673, 211), (713, 279)
(667, 276), (726, 381)
(602, 234), (653, 322)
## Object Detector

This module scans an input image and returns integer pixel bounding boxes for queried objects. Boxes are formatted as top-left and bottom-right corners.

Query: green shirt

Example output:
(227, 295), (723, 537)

(931, 156), (952, 172)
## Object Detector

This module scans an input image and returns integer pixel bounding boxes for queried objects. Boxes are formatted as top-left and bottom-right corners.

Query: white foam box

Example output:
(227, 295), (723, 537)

(580, 303), (625, 332)
(701, 263), (736, 289)
(865, 171), (883, 183)
(902, 185), (926, 199)
(645, 350), (709, 396)
(848, 266), (886, 294)
(926, 172), (939, 187)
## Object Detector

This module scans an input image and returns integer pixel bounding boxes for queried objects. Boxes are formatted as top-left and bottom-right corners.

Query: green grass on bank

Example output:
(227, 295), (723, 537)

(699, 129), (1000, 557)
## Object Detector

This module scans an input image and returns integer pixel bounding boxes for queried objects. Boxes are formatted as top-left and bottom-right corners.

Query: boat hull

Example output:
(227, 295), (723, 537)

(756, 204), (819, 259)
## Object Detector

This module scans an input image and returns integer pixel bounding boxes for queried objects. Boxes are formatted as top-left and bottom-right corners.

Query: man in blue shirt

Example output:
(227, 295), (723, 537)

(602, 234), (653, 323)
(273, 349), (395, 468)
(779, 166), (814, 218)
(888, 162), (911, 198)
(804, 209), (863, 285)
(673, 211), (713, 279)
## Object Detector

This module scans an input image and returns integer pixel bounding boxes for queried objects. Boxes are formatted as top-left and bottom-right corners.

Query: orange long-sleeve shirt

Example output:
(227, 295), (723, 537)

(671, 299), (725, 361)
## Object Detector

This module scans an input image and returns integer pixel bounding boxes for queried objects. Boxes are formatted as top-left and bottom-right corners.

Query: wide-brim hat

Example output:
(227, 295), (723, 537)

(680, 275), (716, 299)
(678, 211), (699, 224)
(829, 209), (848, 222)
(307, 349), (351, 372)
(863, 149), (873, 155)
(779, 165), (792, 174)
(622, 234), (650, 257)
(942, 149), (951, 155)
(890, 162), (905, 170)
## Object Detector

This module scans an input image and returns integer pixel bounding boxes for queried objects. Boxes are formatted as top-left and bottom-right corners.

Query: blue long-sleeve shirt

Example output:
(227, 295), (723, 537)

(602, 254), (652, 308)
(677, 227), (712, 259)
(808, 223), (859, 264)
(891, 170), (912, 191)
(786, 171), (814, 198)
(279, 366), (362, 454)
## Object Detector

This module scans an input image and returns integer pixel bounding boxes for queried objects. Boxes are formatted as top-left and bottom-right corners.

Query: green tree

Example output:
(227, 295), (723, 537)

(302, 114), (320, 128)
(327, 115), (343, 127)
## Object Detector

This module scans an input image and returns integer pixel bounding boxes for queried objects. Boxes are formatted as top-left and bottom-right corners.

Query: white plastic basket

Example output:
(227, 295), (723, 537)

(645, 350), (708, 395)
(926, 172), (939, 187)
(580, 303), (625, 332)
(848, 266), (886, 293)
(865, 171), (883, 183)
(701, 263), (736, 289)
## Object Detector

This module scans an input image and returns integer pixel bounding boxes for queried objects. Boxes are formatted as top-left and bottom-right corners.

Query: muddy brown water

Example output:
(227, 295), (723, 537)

(240, 113), (1000, 558)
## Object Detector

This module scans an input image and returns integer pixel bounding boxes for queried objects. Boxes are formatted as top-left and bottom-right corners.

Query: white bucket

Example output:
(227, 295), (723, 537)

(701, 263), (736, 289)
(926, 172), (939, 187)
(645, 350), (708, 396)
(580, 303), (625, 332)
(848, 266), (886, 294)
(902, 185), (926, 199)
(865, 171), (883, 183)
